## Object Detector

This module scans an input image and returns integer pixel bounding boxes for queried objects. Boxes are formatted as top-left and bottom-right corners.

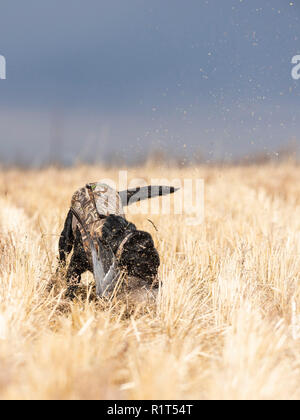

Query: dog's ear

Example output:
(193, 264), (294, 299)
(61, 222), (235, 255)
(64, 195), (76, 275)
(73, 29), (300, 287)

(118, 186), (179, 206)
(59, 210), (75, 264)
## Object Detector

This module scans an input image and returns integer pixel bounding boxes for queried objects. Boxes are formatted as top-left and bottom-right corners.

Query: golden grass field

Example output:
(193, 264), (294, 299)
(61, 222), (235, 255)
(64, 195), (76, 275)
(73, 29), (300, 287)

(1, 162), (300, 400)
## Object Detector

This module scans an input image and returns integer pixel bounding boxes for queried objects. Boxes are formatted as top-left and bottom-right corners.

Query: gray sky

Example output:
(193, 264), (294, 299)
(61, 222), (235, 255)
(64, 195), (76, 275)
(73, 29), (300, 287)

(0, 0), (299, 164)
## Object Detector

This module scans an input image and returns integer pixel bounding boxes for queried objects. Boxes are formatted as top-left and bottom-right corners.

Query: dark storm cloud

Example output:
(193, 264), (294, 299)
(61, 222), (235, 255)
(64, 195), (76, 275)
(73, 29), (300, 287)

(0, 0), (299, 163)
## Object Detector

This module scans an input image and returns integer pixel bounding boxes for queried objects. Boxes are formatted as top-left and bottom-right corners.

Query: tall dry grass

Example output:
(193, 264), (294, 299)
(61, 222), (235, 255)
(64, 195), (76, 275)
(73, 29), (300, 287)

(1, 163), (300, 399)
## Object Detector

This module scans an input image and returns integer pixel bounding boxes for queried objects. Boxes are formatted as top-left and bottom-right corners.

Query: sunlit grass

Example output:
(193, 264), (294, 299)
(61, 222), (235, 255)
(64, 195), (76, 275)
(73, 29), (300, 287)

(1, 163), (300, 399)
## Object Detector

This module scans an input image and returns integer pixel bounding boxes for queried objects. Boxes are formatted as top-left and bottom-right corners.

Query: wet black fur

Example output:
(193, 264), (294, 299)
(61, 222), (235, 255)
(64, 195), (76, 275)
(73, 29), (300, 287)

(59, 211), (160, 298)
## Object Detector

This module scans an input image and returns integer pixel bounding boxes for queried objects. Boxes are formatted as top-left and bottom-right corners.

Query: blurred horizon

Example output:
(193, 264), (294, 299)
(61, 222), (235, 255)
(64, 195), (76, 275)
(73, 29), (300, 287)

(0, 0), (299, 166)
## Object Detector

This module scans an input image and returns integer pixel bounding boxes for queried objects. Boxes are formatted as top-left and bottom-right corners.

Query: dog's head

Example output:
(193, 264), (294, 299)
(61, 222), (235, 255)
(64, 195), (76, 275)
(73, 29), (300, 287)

(118, 230), (160, 280)
(101, 215), (160, 281)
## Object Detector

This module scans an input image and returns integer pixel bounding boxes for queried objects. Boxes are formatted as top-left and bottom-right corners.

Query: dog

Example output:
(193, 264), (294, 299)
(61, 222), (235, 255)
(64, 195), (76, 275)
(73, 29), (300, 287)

(59, 182), (178, 299)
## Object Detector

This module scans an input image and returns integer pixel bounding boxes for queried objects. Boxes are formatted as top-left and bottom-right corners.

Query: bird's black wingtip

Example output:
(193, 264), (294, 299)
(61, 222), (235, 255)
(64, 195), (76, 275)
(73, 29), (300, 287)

(170, 186), (180, 193)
